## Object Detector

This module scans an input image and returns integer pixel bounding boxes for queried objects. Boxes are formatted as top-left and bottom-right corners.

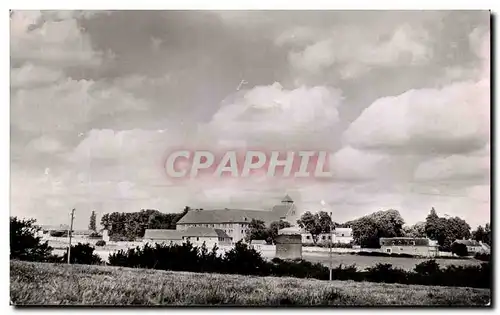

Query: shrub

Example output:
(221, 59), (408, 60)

(355, 251), (415, 258)
(88, 232), (101, 239)
(451, 243), (468, 257)
(95, 240), (106, 246)
(62, 243), (102, 265)
(106, 240), (491, 289)
(223, 241), (269, 275)
(474, 252), (490, 261)
(10, 217), (53, 262)
(110, 234), (136, 242)
(49, 230), (68, 237)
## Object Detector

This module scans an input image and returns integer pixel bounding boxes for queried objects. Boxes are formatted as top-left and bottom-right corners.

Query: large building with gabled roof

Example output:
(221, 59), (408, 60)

(176, 195), (298, 243)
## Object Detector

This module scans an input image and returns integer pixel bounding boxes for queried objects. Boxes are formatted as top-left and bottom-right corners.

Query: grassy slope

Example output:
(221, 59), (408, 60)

(10, 260), (490, 306)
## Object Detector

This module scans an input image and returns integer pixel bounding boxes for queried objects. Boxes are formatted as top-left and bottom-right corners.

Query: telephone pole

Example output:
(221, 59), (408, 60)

(67, 208), (75, 264)
(329, 222), (333, 281)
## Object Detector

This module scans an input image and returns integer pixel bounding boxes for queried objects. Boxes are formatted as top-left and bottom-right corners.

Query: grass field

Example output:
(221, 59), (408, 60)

(10, 260), (490, 306)
(303, 253), (482, 271)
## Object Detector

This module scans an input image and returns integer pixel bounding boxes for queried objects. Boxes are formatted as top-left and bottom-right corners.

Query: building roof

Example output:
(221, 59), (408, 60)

(454, 239), (481, 246)
(271, 203), (295, 219)
(282, 194), (294, 203)
(379, 237), (431, 246)
(176, 208), (280, 225)
(279, 226), (304, 235)
(183, 227), (231, 239)
(144, 229), (183, 240)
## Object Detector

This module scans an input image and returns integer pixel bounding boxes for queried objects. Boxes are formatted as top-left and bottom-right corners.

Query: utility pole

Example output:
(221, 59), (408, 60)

(329, 222), (333, 281)
(67, 208), (75, 264)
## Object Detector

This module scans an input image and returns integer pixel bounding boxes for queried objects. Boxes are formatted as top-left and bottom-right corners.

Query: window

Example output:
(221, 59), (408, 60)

(306, 236), (311, 240)
(341, 234), (345, 237)
(197, 237), (199, 241)
(328, 236), (331, 240)
(241, 230), (244, 234)
(386, 248), (391, 253)
(322, 236), (326, 240)
(211, 224), (214, 227)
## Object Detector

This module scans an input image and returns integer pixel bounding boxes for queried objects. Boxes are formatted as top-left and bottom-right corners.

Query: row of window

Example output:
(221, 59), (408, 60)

(184, 223), (248, 229)
(182, 236), (230, 242)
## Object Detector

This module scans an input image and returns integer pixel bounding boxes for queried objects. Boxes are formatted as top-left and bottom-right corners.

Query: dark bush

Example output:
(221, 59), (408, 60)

(95, 240), (106, 246)
(62, 243), (102, 265)
(474, 252), (490, 261)
(365, 263), (408, 284)
(49, 230), (68, 237)
(106, 240), (490, 289)
(355, 251), (415, 258)
(451, 243), (468, 257)
(10, 217), (53, 262)
(223, 241), (269, 275)
(110, 234), (136, 242)
(88, 232), (101, 239)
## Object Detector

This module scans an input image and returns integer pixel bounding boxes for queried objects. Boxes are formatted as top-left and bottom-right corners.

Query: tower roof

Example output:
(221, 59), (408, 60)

(282, 194), (293, 203)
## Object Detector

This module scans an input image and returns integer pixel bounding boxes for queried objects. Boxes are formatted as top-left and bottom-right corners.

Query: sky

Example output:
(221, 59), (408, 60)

(10, 10), (490, 229)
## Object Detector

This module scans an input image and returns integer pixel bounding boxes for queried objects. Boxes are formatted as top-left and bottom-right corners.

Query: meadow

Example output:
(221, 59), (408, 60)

(303, 253), (482, 271)
(10, 260), (490, 306)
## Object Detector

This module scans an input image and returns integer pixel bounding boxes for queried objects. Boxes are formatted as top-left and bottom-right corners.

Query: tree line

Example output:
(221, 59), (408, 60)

(99, 207), (190, 240)
(92, 204), (490, 250)
(266, 207), (490, 251)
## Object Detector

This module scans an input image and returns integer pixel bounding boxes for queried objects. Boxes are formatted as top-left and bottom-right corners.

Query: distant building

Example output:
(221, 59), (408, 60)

(143, 229), (184, 246)
(276, 226), (302, 260)
(379, 237), (438, 257)
(142, 227), (232, 248)
(176, 195), (298, 243)
(301, 227), (354, 245)
(182, 227), (232, 248)
(452, 239), (484, 255)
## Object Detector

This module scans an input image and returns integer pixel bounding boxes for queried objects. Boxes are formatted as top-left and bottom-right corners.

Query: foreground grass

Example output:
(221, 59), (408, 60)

(10, 260), (490, 306)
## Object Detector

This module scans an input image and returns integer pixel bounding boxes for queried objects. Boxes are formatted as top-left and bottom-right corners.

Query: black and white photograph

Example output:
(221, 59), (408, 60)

(9, 7), (492, 306)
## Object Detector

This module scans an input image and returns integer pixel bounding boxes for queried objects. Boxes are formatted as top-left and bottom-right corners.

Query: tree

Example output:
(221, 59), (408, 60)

(351, 217), (380, 248)
(425, 207), (440, 240)
(451, 242), (468, 257)
(62, 243), (102, 265)
(472, 224), (491, 246)
(297, 211), (332, 244)
(88, 211), (97, 231)
(246, 219), (269, 242)
(349, 209), (405, 248)
(100, 207), (191, 239)
(10, 217), (53, 262)
(424, 208), (472, 250)
(403, 222), (426, 238)
(268, 220), (291, 243)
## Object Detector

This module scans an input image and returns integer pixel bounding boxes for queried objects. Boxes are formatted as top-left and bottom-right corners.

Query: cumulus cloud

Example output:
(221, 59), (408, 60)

(343, 79), (489, 154)
(10, 10), (108, 68)
(414, 153), (490, 182)
(9, 11), (490, 229)
(281, 24), (432, 81)
(11, 78), (149, 133)
(207, 82), (342, 146)
(344, 27), (489, 155)
(10, 64), (64, 89)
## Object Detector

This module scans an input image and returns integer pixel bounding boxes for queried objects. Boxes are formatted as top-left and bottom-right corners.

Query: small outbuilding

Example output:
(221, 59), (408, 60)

(379, 237), (438, 257)
(275, 226), (302, 260)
